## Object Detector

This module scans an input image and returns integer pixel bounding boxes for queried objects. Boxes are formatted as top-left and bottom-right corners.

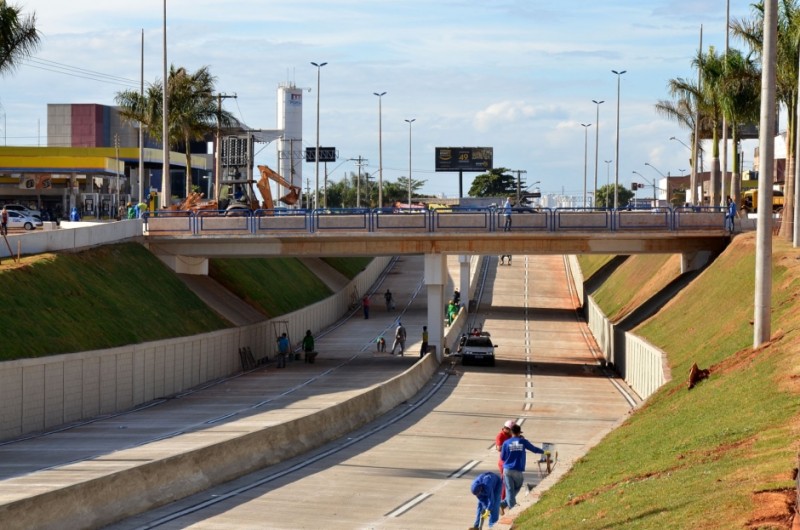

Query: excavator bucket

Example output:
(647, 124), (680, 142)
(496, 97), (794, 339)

(280, 188), (300, 205)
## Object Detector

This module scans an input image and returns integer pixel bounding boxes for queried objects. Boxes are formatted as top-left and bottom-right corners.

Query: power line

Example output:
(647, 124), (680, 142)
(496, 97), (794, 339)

(21, 57), (140, 89)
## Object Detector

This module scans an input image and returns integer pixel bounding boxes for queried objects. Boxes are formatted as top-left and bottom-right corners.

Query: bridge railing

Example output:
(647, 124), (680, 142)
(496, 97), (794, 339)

(432, 207), (493, 232)
(616, 207), (673, 231)
(553, 207), (613, 231)
(493, 207), (550, 232)
(673, 206), (726, 231)
(373, 207), (429, 231)
(253, 208), (311, 233)
(143, 206), (727, 235)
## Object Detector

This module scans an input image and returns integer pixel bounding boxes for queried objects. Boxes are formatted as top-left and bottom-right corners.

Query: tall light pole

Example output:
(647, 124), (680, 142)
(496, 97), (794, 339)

(644, 162), (666, 203)
(754, 0), (777, 348)
(612, 69), (626, 209)
(592, 100), (604, 201)
(374, 91), (386, 208)
(581, 123), (592, 207)
(405, 118), (415, 208)
(311, 61), (327, 210)
(161, 0), (169, 209)
(604, 159), (612, 207)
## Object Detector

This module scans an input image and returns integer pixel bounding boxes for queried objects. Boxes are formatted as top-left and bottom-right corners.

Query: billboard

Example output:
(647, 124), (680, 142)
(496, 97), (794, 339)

(435, 147), (493, 172)
(305, 147), (337, 163)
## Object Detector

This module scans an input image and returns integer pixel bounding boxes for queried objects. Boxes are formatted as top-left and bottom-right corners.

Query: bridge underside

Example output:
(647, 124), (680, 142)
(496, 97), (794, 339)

(144, 231), (729, 259)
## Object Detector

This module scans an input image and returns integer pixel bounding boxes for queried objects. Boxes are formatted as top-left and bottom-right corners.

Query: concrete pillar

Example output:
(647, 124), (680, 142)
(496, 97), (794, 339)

(155, 254), (209, 275)
(680, 251), (711, 274)
(425, 253), (447, 362)
(458, 254), (471, 313)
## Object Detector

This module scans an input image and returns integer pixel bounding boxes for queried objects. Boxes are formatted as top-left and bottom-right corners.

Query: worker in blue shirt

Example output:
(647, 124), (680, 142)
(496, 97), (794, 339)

(500, 424), (544, 510)
(469, 472), (503, 529)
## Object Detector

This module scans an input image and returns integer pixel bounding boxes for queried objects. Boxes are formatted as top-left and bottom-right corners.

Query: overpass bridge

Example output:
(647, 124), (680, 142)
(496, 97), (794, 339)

(143, 205), (729, 260)
(143, 206), (729, 362)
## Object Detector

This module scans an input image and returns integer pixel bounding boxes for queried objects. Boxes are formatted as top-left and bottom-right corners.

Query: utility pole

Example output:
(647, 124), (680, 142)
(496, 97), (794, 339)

(114, 133), (120, 217)
(350, 156), (368, 207)
(215, 93), (237, 201)
(513, 169), (527, 204)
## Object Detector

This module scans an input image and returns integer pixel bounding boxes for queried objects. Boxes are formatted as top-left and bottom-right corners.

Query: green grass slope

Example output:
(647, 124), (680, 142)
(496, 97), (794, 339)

(209, 258), (333, 318)
(0, 243), (231, 359)
(517, 233), (800, 529)
(0, 243), (371, 360)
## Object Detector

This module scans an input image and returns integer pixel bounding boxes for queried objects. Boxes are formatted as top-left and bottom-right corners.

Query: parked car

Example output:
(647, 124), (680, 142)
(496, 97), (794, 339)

(4, 204), (42, 221)
(6, 210), (43, 230)
(458, 331), (497, 366)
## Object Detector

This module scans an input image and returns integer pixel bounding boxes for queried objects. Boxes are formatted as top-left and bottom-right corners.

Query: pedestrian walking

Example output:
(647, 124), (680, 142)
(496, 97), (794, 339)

(500, 424), (544, 510)
(362, 295), (370, 319)
(1, 206), (7, 236)
(725, 196), (737, 234)
(420, 326), (429, 357)
(376, 336), (386, 352)
(384, 289), (394, 311)
(469, 472), (504, 529)
(503, 196), (512, 232)
(302, 330), (315, 363)
(276, 332), (290, 369)
(391, 321), (406, 355)
(495, 420), (516, 503)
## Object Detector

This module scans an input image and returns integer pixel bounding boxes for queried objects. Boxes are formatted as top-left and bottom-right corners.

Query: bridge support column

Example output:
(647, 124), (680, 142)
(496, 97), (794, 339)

(680, 251), (712, 274)
(459, 255), (471, 314)
(154, 254), (209, 275)
(424, 253), (446, 363)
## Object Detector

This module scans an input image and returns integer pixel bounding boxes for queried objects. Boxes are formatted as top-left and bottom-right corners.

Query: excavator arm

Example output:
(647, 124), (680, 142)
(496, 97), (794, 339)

(257, 165), (301, 209)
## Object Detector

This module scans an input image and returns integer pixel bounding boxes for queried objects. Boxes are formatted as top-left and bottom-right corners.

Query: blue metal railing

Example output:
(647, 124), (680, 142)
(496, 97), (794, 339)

(143, 206), (727, 236)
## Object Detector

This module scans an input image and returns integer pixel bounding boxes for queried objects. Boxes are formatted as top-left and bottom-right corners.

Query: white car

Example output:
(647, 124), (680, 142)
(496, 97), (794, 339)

(4, 204), (42, 220)
(5, 210), (42, 230)
(458, 332), (497, 366)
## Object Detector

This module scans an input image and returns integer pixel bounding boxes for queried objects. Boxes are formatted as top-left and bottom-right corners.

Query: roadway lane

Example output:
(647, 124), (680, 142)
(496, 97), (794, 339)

(108, 254), (636, 529)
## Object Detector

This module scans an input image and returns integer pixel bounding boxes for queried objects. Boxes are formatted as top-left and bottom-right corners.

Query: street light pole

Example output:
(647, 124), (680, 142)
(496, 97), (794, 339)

(604, 159), (612, 207)
(644, 162), (666, 204)
(633, 170), (657, 205)
(161, 0), (169, 209)
(581, 123), (592, 207)
(592, 100), (604, 201)
(311, 61), (327, 210)
(612, 69), (626, 209)
(373, 91), (386, 208)
(405, 118), (415, 208)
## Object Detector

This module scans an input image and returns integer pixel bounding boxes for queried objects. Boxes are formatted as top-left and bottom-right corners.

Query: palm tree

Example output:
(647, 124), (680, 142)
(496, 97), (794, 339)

(655, 79), (712, 203)
(116, 65), (235, 199)
(0, 1), (40, 77)
(732, 0), (800, 238)
(718, 49), (761, 206)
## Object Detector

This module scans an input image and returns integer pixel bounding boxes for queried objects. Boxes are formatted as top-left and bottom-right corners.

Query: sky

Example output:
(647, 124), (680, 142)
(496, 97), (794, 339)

(0, 1), (764, 201)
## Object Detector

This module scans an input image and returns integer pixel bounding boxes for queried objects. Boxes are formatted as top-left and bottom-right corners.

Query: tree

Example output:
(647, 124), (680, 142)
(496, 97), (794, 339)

(0, 1), (40, 78)
(468, 167), (516, 197)
(595, 184), (634, 208)
(116, 65), (235, 199)
(718, 49), (761, 206)
(732, 0), (800, 239)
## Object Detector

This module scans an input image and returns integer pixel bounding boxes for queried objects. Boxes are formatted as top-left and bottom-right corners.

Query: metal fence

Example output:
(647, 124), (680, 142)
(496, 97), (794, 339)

(144, 206), (728, 235)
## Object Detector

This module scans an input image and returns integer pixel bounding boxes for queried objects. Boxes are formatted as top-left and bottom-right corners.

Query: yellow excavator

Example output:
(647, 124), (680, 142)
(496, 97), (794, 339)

(177, 165), (300, 215)
(256, 165), (301, 210)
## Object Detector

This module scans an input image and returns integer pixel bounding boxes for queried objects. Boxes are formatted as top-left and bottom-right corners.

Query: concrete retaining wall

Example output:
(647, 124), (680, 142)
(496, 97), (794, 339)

(0, 256), (391, 441)
(583, 274), (671, 401)
(0, 220), (144, 258)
